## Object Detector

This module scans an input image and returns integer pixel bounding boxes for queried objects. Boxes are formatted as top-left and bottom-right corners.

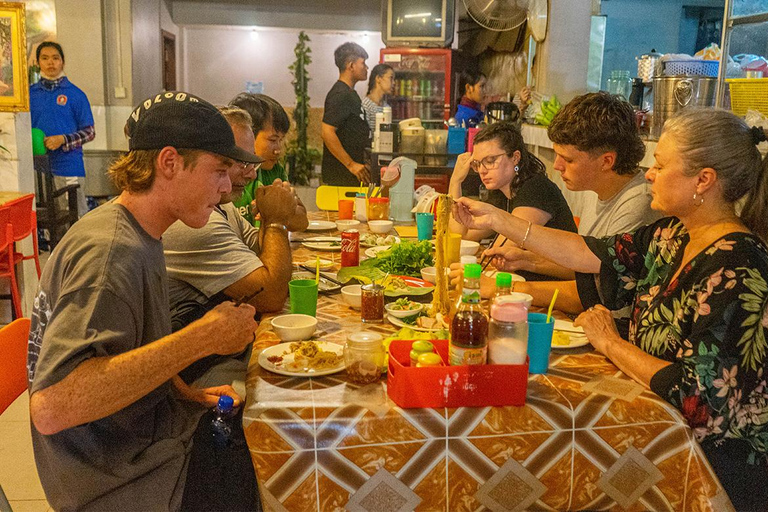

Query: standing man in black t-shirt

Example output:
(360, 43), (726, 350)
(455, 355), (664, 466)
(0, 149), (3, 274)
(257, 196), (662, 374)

(321, 42), (371, 185)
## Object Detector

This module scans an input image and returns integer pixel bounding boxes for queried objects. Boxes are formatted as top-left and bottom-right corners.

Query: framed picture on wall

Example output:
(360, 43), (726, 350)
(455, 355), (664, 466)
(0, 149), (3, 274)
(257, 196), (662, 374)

(0, 2), (27, 112)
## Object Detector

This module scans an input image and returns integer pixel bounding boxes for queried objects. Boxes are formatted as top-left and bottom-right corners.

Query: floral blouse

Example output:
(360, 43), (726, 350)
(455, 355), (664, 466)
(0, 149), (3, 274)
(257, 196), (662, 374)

(584, 217), (768, 464)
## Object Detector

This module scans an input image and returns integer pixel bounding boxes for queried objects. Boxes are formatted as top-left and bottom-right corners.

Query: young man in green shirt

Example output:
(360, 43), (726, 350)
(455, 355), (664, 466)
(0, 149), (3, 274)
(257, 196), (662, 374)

(229, 93), (308, 231)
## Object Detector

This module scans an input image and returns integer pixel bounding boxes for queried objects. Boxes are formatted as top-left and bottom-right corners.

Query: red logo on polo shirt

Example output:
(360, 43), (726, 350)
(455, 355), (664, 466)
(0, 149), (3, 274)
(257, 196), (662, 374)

(56, 95), (68, 106)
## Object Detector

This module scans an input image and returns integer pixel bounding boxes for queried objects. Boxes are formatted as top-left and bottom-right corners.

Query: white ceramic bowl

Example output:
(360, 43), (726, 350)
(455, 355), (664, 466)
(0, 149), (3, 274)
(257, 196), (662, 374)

(335, 219), (361, 231)
(494, 292), (534, 310)
(368, 220), (394, 234)
(385, 301), (424, 318)
(460, 240), (480, 256)
(270, 314), (318, 342)
(341, 284), (362, 309)
(421, 266), (437, 284)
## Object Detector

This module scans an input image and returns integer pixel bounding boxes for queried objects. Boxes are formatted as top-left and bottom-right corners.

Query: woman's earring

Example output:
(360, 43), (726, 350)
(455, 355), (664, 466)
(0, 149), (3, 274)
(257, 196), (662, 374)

(514, 165), (520, 173)
(693, 192), (704, 206)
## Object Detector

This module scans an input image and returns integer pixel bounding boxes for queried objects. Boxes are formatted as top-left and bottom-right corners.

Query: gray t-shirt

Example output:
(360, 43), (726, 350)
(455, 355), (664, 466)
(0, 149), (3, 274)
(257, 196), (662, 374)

(577, 171), (661, 238)
(27, 203), (202, 511)
(163, 202), (263, 309)
(575, 171), (662, 335)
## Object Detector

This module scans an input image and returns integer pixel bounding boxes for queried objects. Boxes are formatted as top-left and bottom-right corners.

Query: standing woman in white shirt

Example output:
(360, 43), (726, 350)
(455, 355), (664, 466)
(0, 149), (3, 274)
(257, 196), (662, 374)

(362, 64), (394, 133)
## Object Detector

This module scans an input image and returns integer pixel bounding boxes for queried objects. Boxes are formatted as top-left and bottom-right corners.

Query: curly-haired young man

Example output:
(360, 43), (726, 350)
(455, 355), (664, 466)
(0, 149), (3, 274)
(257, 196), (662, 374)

(482, 93), (660, 320)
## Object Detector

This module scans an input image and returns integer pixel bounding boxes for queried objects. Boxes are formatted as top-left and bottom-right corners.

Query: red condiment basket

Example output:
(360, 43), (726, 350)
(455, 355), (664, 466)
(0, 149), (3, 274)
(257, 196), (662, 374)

(387, 339), (528, 408)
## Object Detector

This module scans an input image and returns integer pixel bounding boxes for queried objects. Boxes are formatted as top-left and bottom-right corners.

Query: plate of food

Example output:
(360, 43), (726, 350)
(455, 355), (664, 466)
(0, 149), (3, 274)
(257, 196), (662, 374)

(386, 311), (449, 332)
(383, 275), (434, 297)
(300, 258), (335, 271)
(552, 319), (590, 349)
(385, 298), (425, 318)
(306, 220), (337, 232)
(364, 246), (391, 258)
(360, 233), (400, 248)
(302, 236), (342, 251)
(259, 340), (345, 377)
(291, 271), (341, 293)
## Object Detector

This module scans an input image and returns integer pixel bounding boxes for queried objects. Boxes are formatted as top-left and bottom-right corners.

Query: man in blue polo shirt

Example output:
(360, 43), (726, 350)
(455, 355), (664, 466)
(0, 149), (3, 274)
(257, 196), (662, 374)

(30, 41), (95, 217)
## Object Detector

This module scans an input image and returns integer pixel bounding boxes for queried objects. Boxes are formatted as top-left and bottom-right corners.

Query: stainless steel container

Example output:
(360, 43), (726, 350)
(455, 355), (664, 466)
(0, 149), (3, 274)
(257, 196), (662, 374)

(652, 76), (716, 139)
(637, 49), (664, 84)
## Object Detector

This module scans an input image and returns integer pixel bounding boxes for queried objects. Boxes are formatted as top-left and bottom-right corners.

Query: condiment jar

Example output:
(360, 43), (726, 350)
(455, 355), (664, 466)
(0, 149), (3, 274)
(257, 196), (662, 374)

(344, 332), (384, 384)
(360, 283), (384, 323)
(416, 353), (443, 367)
(487, 301), (528, 365)
(367, 197), (390, 220)
(410, 340), (434, 366)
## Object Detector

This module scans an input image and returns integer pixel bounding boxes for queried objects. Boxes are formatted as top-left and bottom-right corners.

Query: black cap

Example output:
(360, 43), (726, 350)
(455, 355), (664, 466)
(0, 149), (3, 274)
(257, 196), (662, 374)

(126, 91), (263, 164)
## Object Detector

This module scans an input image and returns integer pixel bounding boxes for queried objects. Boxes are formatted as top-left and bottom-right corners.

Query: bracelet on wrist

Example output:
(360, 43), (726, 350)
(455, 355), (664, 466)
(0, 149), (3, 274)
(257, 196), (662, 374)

(520, 221), (532, 250)
(264, 222), (288, 233)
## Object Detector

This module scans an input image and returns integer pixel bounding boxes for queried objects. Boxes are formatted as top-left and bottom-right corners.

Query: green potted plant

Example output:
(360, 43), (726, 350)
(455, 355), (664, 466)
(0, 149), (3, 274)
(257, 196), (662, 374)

(285, 31), (320, 185)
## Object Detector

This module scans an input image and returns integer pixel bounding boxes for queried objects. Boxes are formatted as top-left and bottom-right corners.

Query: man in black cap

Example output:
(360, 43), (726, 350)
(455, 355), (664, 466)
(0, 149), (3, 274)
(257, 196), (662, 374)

(26, 92), (263, 511)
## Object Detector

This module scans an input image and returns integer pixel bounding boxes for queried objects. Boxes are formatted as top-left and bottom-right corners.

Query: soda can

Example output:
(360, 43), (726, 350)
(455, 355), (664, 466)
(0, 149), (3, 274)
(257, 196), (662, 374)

(341, 229), (360, 267)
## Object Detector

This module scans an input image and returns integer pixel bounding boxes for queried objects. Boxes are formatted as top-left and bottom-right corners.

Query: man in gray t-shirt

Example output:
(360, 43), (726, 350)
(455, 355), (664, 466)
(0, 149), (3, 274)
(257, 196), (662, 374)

(483, 93), (660, 319)
(27, 93), (261, 511)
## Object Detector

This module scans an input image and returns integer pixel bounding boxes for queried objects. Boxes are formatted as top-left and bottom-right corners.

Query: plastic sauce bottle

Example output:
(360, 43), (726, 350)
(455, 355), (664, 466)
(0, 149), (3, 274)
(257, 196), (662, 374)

(211, 395), (235, 448)
(492, 272), (513, 308)
(450, 263), (489, 366)
(487, 300), (528, 365)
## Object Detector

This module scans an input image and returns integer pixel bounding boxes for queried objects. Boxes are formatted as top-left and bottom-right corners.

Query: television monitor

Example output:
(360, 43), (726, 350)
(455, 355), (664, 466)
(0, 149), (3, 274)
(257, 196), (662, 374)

(382, 0), (455, 47)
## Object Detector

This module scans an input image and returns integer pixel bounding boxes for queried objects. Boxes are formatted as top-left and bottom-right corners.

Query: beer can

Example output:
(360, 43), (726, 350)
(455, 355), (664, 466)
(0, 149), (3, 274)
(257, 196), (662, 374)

(341, 229), (360, 267)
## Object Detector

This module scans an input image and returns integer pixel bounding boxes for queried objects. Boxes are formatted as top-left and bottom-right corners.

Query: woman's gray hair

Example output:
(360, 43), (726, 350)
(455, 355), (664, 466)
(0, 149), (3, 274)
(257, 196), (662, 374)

(662, 108), (768, 240)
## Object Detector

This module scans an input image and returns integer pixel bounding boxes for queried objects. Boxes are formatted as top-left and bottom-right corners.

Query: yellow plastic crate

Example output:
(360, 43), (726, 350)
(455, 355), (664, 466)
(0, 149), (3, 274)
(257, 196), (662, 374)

(727, 78), (768, 116)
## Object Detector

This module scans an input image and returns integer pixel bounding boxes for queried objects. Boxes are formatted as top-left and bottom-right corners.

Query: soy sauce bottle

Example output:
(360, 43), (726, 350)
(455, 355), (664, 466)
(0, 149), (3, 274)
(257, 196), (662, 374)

(450, 263), (488, 366)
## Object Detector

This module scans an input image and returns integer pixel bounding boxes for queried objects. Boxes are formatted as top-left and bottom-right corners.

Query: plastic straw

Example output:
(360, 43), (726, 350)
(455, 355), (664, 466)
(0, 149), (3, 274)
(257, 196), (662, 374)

(546, 288), (559, 323)
(315, 256), (320, 284)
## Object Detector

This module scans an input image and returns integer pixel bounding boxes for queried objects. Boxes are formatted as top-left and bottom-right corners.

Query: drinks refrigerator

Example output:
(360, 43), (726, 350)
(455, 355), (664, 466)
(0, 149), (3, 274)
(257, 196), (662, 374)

(380, 48), (467, 124)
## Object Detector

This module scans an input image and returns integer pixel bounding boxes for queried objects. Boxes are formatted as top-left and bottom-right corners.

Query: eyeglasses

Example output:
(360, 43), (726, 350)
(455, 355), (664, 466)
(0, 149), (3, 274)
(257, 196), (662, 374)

(470, 153), (507, 173)
(235, 161), (261, 173)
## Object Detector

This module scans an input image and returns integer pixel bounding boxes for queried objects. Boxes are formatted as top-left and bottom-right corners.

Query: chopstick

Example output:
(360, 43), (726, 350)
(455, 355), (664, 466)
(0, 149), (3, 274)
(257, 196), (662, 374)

(235, 287), (265, 306)
(480, 236), (507, 271)
(299, 264), (344, 286)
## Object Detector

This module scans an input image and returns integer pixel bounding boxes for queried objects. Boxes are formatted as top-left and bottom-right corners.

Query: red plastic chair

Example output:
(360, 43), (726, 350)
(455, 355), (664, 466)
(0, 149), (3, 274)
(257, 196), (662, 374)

(0, 316), (31, 509)
(0, 317), (31, 413)
(0, 211), (23, 318)
(2, 194), (41, 278)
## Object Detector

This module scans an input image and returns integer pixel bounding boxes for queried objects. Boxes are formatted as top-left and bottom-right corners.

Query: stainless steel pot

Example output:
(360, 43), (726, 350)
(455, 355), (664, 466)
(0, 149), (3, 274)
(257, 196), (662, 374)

(652, 76), (716, 139)
(485, 101), (520, 125)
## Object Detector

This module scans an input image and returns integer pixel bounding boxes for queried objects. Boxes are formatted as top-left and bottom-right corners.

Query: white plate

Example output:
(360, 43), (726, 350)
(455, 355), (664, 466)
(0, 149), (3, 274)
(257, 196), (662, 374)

(258, 341), (346, 377)
(552, 319), (590, 349)
(302, 236), (342, 251)
(306, 220), (337, 231)
(301, 258), (335, 271)
(386, 314), (444, 332)
(364, 246), (391, 258)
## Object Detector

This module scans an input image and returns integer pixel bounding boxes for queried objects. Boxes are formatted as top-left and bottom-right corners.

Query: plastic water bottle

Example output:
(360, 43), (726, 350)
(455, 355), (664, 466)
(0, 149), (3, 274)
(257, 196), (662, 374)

(211, 395), (235, 448)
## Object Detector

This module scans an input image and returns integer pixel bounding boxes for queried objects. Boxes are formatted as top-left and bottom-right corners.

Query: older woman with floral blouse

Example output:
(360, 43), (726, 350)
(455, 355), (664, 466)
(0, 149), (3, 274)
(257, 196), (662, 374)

(452, 108), (768, 511)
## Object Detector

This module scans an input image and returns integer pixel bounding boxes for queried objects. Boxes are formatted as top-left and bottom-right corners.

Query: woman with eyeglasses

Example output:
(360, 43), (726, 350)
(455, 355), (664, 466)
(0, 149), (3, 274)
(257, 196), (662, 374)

(452, 110), (768, 509)
(448, 122), (577, 281)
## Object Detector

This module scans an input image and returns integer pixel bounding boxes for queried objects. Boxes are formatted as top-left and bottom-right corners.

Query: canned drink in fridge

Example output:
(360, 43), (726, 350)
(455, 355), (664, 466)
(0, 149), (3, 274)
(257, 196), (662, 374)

(341, 229), (360, 267)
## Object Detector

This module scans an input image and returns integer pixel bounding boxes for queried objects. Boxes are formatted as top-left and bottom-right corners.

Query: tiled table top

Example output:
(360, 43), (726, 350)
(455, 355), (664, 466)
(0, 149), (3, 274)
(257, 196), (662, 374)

(243, 211), (731, 511)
